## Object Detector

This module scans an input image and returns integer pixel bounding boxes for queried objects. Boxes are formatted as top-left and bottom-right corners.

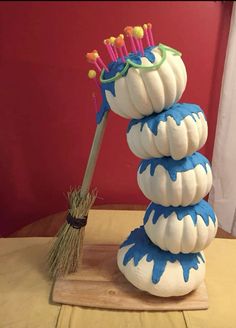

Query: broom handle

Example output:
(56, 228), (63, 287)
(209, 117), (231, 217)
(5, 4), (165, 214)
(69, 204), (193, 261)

(80, 111), (108, 198)
(78, 111), (108, 265)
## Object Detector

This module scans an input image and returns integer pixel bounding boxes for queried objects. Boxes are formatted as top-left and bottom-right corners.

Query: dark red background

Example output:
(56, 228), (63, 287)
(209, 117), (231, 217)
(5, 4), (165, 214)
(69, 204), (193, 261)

(0, 1), (233, 235)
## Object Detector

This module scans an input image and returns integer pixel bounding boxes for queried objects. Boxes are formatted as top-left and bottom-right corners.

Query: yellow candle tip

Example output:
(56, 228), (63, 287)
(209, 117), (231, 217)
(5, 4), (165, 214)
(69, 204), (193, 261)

(133, 26), (144, 39)
(143, 24), (148, 30)
(109, 36), (116, 44)
(88, 70), (97, 79)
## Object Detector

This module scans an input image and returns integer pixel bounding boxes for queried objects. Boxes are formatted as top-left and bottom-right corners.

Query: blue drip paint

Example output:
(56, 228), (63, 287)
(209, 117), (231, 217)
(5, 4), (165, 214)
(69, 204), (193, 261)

(143, 200), (216, 227)
(96, 47), (156, 124)
(120, 226), (205, 284)
(138, 152), (210, 181)
(127, 103), (206, 134)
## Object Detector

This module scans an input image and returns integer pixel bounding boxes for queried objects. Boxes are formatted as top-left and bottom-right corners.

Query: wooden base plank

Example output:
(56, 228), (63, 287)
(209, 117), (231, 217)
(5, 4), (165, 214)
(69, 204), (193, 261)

(52, 244), (208, 311)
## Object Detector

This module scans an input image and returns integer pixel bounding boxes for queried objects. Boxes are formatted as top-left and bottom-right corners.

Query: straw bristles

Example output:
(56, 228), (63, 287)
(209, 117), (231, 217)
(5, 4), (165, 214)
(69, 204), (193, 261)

(47, 187), (97, 280)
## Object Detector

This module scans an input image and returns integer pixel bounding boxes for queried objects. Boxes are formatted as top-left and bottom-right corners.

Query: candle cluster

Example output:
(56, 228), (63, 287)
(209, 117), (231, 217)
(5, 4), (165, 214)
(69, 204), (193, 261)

(86, 23), (155, 80)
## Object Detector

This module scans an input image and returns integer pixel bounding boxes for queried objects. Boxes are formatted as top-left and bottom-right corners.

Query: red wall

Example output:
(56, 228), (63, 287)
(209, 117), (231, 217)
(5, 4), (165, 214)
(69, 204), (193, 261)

(0, 1), (233, 235)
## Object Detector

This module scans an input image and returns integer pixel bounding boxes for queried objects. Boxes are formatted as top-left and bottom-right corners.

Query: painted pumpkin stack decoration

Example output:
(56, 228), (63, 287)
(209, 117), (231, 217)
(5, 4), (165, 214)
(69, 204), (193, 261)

(87, 24), (218, 297)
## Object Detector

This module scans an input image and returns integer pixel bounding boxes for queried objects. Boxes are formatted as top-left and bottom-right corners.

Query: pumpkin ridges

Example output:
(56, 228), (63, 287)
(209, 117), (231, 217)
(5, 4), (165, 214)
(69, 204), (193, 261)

(139, 126), (154, 158)
(195, 215), (211, 251)
(144, 208), (217, 254)
(166, 212), (183, 254)
(167, 167), (182, 206)
(206, 163), (213, 195)
(205, 216), (218, 247)
(194, 165), (211, 204)
(157, 59), (177, 109)
(142, 124), (161, 158)
(182, 215), (198, 253)
(191, 113), (202, 153)
(126, 67), (153, 116)
(112, 78), (132, 118)
(124, 70), (148, 117)
(199, 112), (208, 149)
(138, 57), (156, 112)
(180, 169), (195, 205)
(141, 50), (165, 112)
(138, 164), (212, 206)
(168, 116), (189, 160)
(174, 54), (187, 87)
(184, 114), (200, 157)
(126, 127), (143, 158)
(113, 77), (141, 118)
(165, 51), (185, 101)
(155, 120), (170, 156)
(105, 89), (128, 119)
(148, 126), (163, 158)
(157, 166), (168, 205)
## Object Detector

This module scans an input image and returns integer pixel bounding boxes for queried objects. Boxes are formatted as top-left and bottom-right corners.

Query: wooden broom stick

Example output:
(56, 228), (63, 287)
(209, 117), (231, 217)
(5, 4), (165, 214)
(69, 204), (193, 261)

(48, 110), (108, 279)
(77, 110), (108, 264)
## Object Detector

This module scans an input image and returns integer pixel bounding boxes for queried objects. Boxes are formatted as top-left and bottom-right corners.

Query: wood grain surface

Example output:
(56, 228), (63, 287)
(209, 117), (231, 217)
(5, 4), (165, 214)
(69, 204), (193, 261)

(52, 244), (208, 310)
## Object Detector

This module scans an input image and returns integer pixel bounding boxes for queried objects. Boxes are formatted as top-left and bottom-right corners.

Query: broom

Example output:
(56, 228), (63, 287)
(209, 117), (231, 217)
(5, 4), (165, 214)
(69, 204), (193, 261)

(48, 110), (108, 279)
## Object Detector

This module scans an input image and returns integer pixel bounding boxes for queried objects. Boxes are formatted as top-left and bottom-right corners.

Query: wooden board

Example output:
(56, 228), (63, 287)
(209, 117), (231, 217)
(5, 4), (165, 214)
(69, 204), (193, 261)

(52, 244), (208, 311)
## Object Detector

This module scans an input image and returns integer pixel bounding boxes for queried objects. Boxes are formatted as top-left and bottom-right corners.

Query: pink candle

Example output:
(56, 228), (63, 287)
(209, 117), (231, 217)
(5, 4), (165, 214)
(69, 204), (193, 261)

(119, 34), (128, 56)
(109, 37), (118, 60)
(130, 36), (137, 53)
(118, 47), (125, 63)
(124, 26), (137, 53)
(97, 56), (109, 72)
(86, 52), (102, 72)
(113, 46), (118, 59)
(147, 23), (155, 46)
(115, 37), (126, 63)
(134, 37), (141, 53)
(94, 61), (101, 72)
(92, 50), (109, 72)
(104, 39), (116, 61)
(139, 39), (144, 56)
(143, 24), (151, 47)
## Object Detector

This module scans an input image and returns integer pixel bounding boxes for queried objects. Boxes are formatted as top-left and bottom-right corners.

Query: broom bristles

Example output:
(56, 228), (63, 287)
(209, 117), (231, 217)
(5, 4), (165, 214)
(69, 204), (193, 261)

(47, 187), (97, 280)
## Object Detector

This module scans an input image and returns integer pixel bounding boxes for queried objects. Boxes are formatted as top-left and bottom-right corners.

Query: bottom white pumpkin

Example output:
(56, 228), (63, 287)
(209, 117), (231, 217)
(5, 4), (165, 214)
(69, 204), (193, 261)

(117, 226), (206, 297)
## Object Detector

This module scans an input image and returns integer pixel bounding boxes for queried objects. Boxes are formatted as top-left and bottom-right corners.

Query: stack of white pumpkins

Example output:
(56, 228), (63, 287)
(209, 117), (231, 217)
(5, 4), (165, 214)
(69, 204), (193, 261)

(104, 45), (218, 297)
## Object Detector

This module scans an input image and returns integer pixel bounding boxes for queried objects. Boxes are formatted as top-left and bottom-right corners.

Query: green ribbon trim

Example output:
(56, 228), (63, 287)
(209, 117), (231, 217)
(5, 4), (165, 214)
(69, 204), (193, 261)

(100, 62), (130, 83)
(100, 43), (182, 84)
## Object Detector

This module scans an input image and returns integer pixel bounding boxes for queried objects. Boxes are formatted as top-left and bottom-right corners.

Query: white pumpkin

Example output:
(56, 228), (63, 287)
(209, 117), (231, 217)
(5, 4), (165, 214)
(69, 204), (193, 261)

(144, 200), (218, 254)
(137, 152), (212, 206)
(117, 226), (206, 297)
(103, 44), (187, 119)
(127, 103), (208, 160)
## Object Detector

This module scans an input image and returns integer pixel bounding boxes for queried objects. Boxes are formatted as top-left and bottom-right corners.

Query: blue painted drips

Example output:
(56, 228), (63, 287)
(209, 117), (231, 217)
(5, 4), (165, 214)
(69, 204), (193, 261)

(120, 226), (205, 284)
(127, 103), (206, 134)
(96, 47), (156, 124)
(138, 152), (210, 181)
(144, 199), (216, 227)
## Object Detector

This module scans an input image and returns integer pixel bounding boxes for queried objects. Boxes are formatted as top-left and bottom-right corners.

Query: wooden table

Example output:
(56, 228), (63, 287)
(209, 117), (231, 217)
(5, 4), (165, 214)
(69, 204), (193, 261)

(2, 208), (236, 328)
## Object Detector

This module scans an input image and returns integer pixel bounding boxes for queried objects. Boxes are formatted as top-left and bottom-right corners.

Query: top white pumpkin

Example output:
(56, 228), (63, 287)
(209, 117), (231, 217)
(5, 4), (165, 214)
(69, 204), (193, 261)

(102, 44), (187, 119)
